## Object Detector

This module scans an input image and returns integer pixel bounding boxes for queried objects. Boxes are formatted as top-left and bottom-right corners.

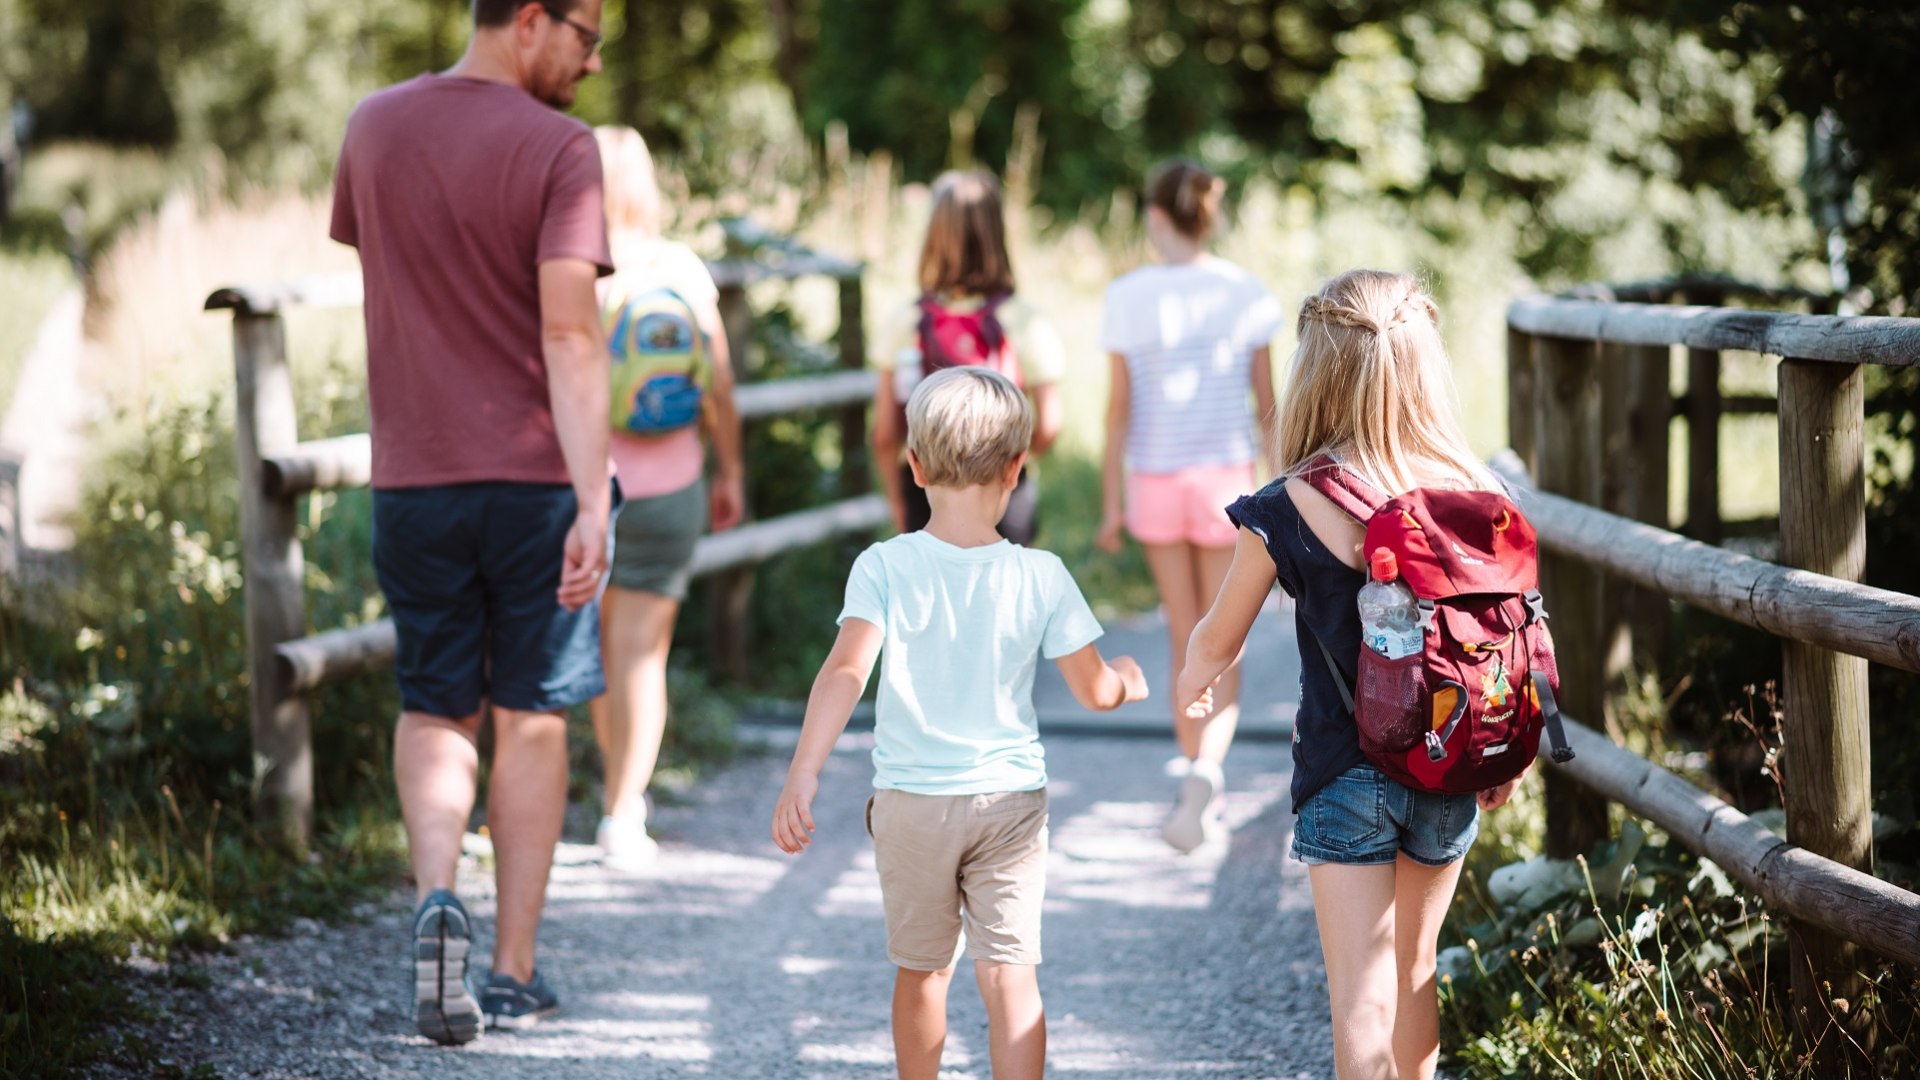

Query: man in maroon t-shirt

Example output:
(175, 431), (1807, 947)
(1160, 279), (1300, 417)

(330, 0), (611, 1044)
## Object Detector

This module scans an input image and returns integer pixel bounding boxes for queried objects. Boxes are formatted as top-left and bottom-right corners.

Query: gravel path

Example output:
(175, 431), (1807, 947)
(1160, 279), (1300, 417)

(125, 727), (1334, 1078)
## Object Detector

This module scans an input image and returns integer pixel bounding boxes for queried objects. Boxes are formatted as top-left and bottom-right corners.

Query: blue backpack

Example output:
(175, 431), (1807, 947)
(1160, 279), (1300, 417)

(605, 286), (708, 435)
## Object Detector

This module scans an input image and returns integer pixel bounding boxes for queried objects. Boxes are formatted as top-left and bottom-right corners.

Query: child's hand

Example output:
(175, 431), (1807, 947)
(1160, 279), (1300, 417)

(1477, 774), (1524, 811)
(1108, 655), (1148, 702)
(1095, 511), (1126, 553)
(771, 773), (821, 854)
(1175, 664), (1218, 720)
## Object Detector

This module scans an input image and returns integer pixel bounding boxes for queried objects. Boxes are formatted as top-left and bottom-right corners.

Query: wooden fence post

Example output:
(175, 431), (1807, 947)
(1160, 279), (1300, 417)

(1533, 335), (1610, 859)
(837, 274), (869, 498)
(232, 310), (311, 853)
(1685, 347), (1723, 545)
(1628, 344), (1673, 665)
(1777, 358), (1872, 1059)
(1506, 326), (1538, 476)
(711, 284), (756, 682)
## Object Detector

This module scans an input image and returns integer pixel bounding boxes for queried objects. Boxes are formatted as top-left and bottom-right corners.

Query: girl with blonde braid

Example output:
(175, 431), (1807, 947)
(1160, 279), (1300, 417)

(1176, 270), (1527, 1079)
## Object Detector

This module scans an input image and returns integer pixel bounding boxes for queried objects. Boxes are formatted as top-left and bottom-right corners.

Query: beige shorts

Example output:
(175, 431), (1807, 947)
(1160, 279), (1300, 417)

(867, 787), (1049, 970)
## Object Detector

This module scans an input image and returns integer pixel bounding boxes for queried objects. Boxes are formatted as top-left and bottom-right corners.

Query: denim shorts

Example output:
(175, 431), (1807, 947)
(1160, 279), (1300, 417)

(1292, 763), (1480, 867)
(373, 481), (615, 718)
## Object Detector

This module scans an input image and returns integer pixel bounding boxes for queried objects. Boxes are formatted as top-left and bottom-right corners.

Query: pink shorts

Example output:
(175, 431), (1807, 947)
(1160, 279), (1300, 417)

(1126, 463), (1256, 549)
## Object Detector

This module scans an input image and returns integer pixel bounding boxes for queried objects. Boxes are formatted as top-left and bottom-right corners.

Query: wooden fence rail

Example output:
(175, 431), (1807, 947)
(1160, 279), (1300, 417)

(210, 229), (874, 853)
(1507, 283), (1920, 1068)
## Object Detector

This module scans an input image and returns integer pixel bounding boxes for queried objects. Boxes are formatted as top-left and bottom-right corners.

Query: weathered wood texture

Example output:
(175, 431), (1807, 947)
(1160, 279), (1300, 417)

(254, 371), (877, 499)
(1777, 359), (1873, 1022)
(262, 435), (373, 497)
(231, 313), (312, 852)
(1627, 344), (1673, 662)
(1505, 328), (1537, 478)
(205, 275), (364, 316)
(1489, 453), (1920, 674)
(1685, 348), (1722, 545)
(837, 275), (870, 500)
(1507, 297), (1920, 367)
(1531, 336), (1610, 858)
(1545, 718), (1920, 969)
(276, 495), (891, 691)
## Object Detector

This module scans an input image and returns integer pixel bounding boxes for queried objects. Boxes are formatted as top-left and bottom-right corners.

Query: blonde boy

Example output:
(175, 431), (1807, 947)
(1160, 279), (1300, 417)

(772, 367), (1148, 1080)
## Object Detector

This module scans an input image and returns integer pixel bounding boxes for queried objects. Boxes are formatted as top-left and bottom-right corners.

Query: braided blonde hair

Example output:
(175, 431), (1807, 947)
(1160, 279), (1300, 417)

(1276, 269), (1496, 497)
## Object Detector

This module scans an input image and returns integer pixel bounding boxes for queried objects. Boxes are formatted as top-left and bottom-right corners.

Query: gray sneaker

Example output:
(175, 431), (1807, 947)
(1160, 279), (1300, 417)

(412, 889), (482, 1045)
(480, 969), (559, 1031)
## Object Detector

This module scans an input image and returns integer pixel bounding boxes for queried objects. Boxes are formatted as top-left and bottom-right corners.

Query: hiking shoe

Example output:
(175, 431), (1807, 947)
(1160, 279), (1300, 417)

(480, 969), (560, 1031)
(1162, 758), (1226, 853)
(596, 813), (660, 872)
(412, 889), (482, 1045)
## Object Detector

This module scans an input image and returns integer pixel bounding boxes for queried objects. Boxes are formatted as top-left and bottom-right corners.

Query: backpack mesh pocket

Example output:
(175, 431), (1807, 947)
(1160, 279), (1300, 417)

(1356, 651), (1430, 755)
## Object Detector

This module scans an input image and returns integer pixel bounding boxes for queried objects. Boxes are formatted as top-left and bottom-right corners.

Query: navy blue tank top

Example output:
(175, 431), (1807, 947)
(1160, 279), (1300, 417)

(1226, 478), (1367, 814)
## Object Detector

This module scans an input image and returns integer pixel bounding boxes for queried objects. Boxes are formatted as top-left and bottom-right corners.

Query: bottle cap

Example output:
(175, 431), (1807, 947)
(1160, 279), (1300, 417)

(1369, 548), (1399, 583)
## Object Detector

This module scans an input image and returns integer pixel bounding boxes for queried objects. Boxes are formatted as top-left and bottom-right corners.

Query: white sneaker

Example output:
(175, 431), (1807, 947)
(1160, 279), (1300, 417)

(596, 814), (659, 871)
(1162, 758), (1226, 853)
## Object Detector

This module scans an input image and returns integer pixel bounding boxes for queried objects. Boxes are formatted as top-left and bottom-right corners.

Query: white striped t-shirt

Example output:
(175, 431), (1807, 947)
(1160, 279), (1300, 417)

(1100, 258), (1284, 475)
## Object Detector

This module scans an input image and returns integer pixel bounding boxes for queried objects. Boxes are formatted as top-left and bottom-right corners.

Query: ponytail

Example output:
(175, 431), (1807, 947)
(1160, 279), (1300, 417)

(1145, 159), (1225, 241)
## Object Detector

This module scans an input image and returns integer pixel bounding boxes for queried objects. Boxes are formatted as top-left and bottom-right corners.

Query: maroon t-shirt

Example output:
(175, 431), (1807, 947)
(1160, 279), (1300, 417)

(330, 75), (612, 489)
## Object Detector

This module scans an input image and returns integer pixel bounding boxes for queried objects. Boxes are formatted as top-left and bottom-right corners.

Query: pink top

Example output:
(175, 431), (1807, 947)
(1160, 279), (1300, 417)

(603, 239), (718, 498)
(330, 75), (612, 489)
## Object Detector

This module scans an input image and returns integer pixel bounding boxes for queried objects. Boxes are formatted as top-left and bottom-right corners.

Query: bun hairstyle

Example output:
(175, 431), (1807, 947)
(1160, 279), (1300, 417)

(1277, 269), (1498, 497)
(1145, 159), (1226, 241)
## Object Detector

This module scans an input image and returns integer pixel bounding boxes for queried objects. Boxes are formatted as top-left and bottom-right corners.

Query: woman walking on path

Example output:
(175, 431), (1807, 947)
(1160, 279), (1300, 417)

(588, 124), (744, 868)
(1176, 270), (1526, 1079)
(871, 170), (1064, 544)
(1095, 160), (1284, 852)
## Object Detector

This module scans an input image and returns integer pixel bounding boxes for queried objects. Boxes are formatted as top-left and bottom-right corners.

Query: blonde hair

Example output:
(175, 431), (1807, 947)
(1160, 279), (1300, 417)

(917, 170), (1015, 297)
(906, 367), (1033, 487)
(1145, 159), (1225, 240)
(594, 124), (662, 238)
(1276, 270), (1496, 496)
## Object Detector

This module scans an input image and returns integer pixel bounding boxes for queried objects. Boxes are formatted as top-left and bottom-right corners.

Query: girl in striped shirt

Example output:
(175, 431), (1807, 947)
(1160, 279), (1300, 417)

(1096, 159), (1284, 852)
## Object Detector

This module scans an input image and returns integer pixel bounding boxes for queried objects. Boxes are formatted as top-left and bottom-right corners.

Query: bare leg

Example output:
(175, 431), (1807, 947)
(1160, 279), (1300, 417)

(892, 966), (953, 1080)
(975, 960), (1046, 1080)
(486, 706), (570, 983)
(591, 586), (681, 821)
(394, 709), (484, 902)
(1308, 861), (1400, 1080)
(1141, 541), (1205, 756)
(1392, 853), (1466, 1080)
(1186, 543), (1242, 765)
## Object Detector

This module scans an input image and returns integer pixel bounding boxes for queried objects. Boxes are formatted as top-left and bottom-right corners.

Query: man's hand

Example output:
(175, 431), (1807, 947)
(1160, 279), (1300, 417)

(1478, 774), (1524, 811)
(771, 772), (821, 854)
(710, 470), (745, 533)
(1175, 663), (1219, 720)
(557, 507), (609, 610)
(1109, 655), (1149, 703)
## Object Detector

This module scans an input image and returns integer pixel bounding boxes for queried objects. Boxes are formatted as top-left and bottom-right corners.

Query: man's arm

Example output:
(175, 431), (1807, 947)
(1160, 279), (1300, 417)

(540, 257), (612, 611)
(772, 618), (885, 853)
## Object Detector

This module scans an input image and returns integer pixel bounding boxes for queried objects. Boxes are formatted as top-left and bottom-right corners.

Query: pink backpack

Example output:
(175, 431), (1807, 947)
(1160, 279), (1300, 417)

(917, 292), (1022, 385)
(1302, 456), (1575, 794)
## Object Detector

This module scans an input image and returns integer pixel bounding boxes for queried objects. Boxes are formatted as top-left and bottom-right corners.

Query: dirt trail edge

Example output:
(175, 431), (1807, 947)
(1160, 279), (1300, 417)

(122, 728), (1333, 1079)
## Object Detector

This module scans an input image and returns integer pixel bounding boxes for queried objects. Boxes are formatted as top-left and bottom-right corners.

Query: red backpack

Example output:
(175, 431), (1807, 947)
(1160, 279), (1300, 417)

(1303, 456), (1575, 794)
(894, 292), (1024, 438)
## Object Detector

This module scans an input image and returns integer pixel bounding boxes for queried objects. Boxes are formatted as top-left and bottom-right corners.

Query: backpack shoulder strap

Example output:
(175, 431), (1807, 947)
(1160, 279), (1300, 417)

(1299, 454), (1391, 525)
(916, 292), (944, 371)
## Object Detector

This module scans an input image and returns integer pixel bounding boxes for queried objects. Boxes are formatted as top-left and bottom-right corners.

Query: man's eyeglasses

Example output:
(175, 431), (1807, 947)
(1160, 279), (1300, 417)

(543, 5), (603, 55)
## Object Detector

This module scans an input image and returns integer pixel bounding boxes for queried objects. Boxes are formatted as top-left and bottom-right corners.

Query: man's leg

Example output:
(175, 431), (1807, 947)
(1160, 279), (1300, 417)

(486, 705), (571, 984)
(394, 709), (485, 900)
(975, 960), (1045, 1080)
(893, 965), (953, 1080)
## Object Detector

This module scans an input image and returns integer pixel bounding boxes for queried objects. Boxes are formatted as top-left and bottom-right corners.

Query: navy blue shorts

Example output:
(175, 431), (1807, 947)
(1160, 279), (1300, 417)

(1291, 763), (1479, 867)
(372, 481), (609, 718)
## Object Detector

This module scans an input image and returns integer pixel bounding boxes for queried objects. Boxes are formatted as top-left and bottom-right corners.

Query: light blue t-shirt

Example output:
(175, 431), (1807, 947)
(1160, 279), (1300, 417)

(838, 531), (1104, 795)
